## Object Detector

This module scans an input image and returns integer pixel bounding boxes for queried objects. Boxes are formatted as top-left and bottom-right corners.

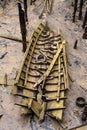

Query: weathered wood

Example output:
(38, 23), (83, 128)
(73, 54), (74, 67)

(57, 29), (61, 101)
(13, 23), (45, 114)
(23, 0), (28, 21)
(18, 2), (27, 52)
(0, 35), (26, 43)
(0, 74), (7, 86)
(73, 0), (78, 22)
(30, 100), (41, 117)
(82, 8), (87, 28)
(12, 23), (69, 121)
(63, 42), (69, 89)
(15, 23), (44, 84)
(83, 26), (87, 39)
(73, 40), (78, 49)
(78, 0), (83, 20)
(39, 102), (46, 122)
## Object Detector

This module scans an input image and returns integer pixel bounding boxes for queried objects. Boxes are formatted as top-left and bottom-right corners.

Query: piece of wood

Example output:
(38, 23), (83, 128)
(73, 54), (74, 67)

(23, 0), (28, 22)
(78, 0), (83, 20)
(63, 43), (69, 89)
(27, 99), (33, 108)
(73, 0), (78, 22)
(73, 40), (78, 49)
(18, 2), (27, 52)
(39, 102), (46, 121)
(30, 100), (41, 117)
(0, 74), (7, 86)
(82, 8), (87, 28)
(47, 91), (65, 120)
(0, 35), (28, 43)
(57, 28), (62, 101)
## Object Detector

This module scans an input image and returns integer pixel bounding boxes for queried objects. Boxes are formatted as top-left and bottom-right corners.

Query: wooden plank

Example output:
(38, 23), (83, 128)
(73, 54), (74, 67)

(31, 100), (41, 117)
(39, 102), (46, 121)
(63, 43), (69, 89)
(47, 91), (65, 120)
(46, 96), (65, 110)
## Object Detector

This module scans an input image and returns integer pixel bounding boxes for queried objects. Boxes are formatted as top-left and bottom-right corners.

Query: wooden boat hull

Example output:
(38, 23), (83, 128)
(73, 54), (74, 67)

(12, 22), (69, 121)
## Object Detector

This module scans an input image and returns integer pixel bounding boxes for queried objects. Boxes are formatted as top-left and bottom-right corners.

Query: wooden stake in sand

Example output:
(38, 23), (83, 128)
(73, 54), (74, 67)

(23, 0), (28, 22)
(73, 0), (78, 22)
(83, 26), (87, 39)
(79, 0), (83, 20)
(82, 8), (87, 29)
(18, 2), (27, 52)
(73, 40), (78, 49)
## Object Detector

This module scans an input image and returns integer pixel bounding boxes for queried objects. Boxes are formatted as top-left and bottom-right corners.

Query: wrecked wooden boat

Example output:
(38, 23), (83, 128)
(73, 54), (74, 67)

(12, 22), (69, 121)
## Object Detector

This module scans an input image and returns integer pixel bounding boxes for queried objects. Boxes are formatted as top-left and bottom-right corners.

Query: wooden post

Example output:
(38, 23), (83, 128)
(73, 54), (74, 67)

(82, 26), (87, 39)
(73, 0), (78, 22)
(18, 3), (27, 52)
(23, 0), (28, 22)
(82, 8), (87, 28)
(73, 40), (78, 49)
(4, 73), (7, 87)
(78, 0), (83, 20)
